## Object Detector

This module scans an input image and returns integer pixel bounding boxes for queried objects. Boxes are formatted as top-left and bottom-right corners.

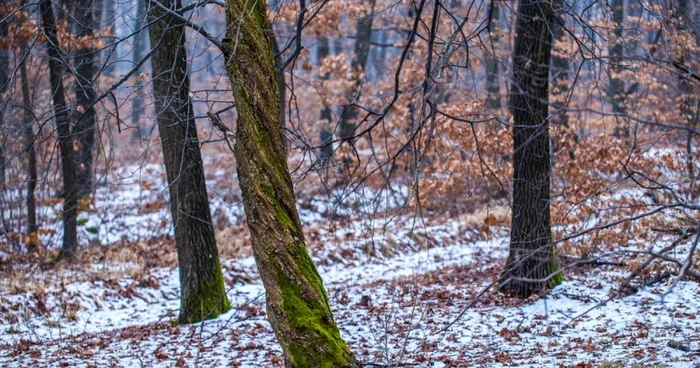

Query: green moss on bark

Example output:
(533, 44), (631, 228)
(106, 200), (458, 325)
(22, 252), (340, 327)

(179, 266), (231, 324)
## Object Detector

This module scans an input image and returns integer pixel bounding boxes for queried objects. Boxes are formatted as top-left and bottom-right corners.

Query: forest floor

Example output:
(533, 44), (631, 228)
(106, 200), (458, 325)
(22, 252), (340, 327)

(1, 159), (700, 367)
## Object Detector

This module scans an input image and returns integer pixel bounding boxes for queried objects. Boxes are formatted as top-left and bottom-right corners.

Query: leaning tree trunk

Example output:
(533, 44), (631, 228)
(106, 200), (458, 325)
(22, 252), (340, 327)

(40, 0), (78, 259)
(224, 1), (355, 366)
(73, 0), (99, 197)
(148, 0), (230, 324)
(500, 0), (562, 298)
(20, 44), (38, 248)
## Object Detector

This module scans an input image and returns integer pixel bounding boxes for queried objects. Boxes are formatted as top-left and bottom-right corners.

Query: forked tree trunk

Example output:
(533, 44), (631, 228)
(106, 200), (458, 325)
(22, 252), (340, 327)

(224, 1), (355, 366)
(148, 0), (230, 324)
(500, 0), (562, 298)
(20, 45), (38, 247)
(73, 0), (99, 197)
(40, 0), (78, 260)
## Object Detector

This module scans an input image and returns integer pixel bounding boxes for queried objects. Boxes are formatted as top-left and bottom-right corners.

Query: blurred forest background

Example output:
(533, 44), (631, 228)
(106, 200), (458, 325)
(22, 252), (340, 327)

(0, 0), (699, 366)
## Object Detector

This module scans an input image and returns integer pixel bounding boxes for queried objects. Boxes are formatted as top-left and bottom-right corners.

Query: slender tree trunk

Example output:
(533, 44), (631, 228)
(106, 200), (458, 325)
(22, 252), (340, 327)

(484, 0), (501, 109)
(102, 0), (118, 78)
(337, 0), (377, 142)
(40, 0), (78, 260)
(550, 0), (577, 160)
(317, 36), (334, 160)
(131, 0), (150, 140)
(224, 1), (355, 366)
(609, 0), (628, 139)
(148, 0), (230, 324)
(20, 45), (38, 248)
(0, 6), (8, 230)
(73, 0), (99, 197)
(500, 0), (562, 298)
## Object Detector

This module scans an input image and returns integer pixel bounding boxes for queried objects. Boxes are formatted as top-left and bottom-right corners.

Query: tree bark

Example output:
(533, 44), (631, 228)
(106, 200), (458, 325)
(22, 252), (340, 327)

(73, 0), (99, 197)
(337, 0), (376, 142)
(484, 0), (501, 109)
(40, 0), (78, 260)
(0, 4), (8, 230)
(224, 1), (355, 366)
(20, 44), (38, 248)
(500, 0), (562, 298)
(148, 0), (231, 324)
(609, 0), (628, 139)
(131, 0), (150, 140)
(317, 36), (334, 160)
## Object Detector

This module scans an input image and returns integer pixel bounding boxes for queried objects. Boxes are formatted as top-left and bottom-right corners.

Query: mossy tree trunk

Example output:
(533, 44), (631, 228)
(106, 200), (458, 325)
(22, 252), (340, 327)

(73, 0), (99, 197)
(224, 1), (355, 366)
(148, 0), (230, 324)
(500, 0), (562, 298)
(40, 0), (78, 260)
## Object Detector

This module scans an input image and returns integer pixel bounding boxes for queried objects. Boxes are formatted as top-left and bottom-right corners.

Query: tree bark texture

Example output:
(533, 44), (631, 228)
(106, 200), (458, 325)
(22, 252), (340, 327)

(73, 0), (99, 197)
(500, 0), (562, 298)
(40, 0), (78, 259)
(148, 0), (231, 324)
(224, 1), (355, 366)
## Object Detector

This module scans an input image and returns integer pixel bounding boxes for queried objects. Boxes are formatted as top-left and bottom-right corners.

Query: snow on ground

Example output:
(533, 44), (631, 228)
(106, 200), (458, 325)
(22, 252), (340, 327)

(2, 222), (700, 367)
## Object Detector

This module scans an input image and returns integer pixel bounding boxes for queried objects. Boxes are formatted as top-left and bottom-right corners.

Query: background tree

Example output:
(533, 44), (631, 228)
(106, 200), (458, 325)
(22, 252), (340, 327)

(148, 0), (231, 324)
(500, 0), (562, 297)
(40, 0), (78, 260)
(224, 0), (355, 365)
(72, 0), (100, 197)
(19, 34), (37, 248)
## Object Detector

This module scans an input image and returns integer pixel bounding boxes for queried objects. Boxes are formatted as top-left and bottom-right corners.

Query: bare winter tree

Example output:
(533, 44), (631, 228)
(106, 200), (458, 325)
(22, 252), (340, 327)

(40, 0), (78, 260)
(224, 0), (356, 365)
(499, 0), (562, 297)
(148, 0), (231, 324)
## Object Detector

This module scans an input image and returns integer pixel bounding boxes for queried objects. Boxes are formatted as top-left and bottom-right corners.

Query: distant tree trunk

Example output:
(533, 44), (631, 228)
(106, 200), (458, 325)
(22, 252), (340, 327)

(148, 0), (230, 324)
(73, 0), (99, 197)
(0, 7), (8, 229)
(337, 0), (377, 142)
(500, 0), (562, 298)
(272, 34), (286, 143)
(20, 45), (38, 248)
(609, 0), (627, 139)
(484, 0), (501, 109)
(673, 0), (699, 181)
(102, 0), (118, 78)
(131, 0), (150, 140)
(317, 36), (334, 160)
(550, 0), (577, 160)
(224, 1), (355, 366)
(40, 0), (78, 260)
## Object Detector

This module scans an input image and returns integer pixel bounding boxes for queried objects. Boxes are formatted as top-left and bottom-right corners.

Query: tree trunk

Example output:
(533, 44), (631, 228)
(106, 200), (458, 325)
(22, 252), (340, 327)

(131, 0), (150, 140)
(337, 0), (377, 142)
(224, 1), (355, 366)
(500, 0), (562, 298)
(40, 0), (78, 260)
(609, 0), (628, 139)
(73, 0), (99, 197)
(0, 5), (8, 230)
(484, 0), (501, 109)
(148, 0), (230, 324)
(550, 0), (577, 160)
(317, 36), (334, 160)
(20, 44), (38, 248)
